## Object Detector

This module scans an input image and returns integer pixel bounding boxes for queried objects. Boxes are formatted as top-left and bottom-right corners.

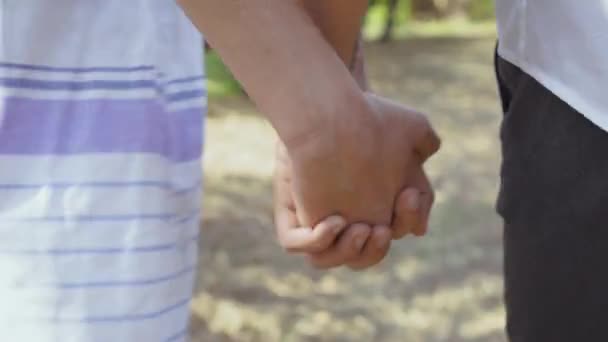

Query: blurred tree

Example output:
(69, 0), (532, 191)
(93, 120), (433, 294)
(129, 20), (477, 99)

(368, 0), (406, 43)
(369, 0), (493, 41)
(380, 0), (399, 42)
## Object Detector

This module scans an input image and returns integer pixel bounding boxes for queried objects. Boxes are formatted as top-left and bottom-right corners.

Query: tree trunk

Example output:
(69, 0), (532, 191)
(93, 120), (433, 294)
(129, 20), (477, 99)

(380, 0), (399, 43)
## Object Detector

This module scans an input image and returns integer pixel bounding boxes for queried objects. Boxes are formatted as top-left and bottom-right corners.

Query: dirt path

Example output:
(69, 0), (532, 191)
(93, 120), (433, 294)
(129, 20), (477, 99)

(193, 37), (506, 342)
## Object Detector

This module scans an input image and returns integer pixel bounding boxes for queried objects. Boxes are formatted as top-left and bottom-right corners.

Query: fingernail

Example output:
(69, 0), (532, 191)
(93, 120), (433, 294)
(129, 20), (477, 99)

(407, 190), (420, 211)
(333, 225), (343, 235)
(328, 216), (345, 234)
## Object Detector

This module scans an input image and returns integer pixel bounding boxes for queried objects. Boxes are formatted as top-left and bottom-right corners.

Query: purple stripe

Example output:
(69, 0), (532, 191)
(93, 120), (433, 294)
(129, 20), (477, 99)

(4, 213), (174, 223)
(52, 298), (191, 323)
(1, 98), (204, 161)
(54, 265), (196, 289)
(0, 180), (201, 193)
(165, 75), (205, 85)
(0, 78), (157, 91)
(1, 76), (206, 92)
(0, 211), (199, 223)
(0, 62), (154, 73)
(0, 235), (199, 256)
(166, 89), (207, 103)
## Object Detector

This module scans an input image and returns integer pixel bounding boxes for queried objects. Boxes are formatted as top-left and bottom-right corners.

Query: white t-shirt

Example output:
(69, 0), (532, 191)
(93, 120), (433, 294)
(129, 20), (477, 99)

(496, 0), (608, 132)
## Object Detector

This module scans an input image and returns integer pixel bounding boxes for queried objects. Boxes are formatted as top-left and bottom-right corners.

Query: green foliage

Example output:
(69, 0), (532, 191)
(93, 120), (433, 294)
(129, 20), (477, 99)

(205, 50), (242, 98)
(365, 0), (411, 39)
(468, 0), (495, 21)
(365, 0), (495, 41)
(368, 0), (412, 24)
(205, 0), (496, 98)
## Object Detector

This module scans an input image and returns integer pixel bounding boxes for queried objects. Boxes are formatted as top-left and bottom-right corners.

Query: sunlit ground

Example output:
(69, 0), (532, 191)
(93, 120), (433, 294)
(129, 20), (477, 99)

(193, 37), (506, 342)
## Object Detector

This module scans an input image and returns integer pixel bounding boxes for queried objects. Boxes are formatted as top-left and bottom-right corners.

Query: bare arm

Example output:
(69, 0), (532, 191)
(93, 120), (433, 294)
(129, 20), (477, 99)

(298, 0), (369, 88)
(176, 0), (367, 148)
(298, 1), (367, 66)
(178, 0), (439, 231)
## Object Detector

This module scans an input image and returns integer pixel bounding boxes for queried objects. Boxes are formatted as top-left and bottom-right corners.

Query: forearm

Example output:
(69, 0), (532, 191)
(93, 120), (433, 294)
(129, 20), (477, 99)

(177, 0), (366, 147)
(298, 0), (367, 66)
(299, 0), (369, 89)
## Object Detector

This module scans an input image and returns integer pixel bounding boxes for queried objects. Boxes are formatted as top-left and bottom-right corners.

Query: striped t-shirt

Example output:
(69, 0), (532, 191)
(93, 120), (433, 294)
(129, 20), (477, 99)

(0, 1), (206, 341)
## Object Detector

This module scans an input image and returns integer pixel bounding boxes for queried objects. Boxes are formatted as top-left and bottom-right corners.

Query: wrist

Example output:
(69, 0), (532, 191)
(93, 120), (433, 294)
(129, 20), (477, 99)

(281, 90), (380, 161)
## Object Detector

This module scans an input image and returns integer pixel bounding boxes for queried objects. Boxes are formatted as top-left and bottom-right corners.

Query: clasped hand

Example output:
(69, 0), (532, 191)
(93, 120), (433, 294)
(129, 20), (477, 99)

(274, 92), (440, 270)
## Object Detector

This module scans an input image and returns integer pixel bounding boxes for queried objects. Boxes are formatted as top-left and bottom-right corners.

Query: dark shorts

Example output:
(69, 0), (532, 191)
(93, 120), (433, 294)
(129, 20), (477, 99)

(496, 54), (608, 342)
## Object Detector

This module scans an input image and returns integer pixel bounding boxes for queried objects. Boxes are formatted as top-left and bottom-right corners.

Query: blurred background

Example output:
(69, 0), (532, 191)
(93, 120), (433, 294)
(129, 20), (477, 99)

(195, 1), (504, 341)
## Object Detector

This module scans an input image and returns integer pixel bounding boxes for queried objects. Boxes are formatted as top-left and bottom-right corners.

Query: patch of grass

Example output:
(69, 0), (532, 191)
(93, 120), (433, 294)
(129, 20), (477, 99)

(468, 0), (496, 22)
(206, 50), (242, 98)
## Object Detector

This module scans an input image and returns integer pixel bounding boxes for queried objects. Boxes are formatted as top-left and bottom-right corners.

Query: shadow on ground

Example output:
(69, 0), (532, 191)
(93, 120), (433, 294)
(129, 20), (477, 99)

(193, 37), (506, 342)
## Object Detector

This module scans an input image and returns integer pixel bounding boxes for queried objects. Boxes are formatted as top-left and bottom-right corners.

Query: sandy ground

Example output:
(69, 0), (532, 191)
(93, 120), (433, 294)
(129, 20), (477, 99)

(192, 37), (506, 342)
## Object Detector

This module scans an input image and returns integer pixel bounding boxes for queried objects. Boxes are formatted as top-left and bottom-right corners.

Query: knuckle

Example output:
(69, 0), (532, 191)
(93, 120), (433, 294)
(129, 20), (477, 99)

(412, 119), (441, 159)
(432, 131), (442, 149)
(429, 132), (441, 154)
(411, 111), (429, 129)
(412, 114), (437, 139)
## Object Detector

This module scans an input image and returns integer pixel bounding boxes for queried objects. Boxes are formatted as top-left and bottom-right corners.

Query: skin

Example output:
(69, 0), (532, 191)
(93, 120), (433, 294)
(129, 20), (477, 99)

(297, 0), (368, 66)
(281, 1), (436, 270)
(274, 100), (437, 270)
(176, 0), (440, 270)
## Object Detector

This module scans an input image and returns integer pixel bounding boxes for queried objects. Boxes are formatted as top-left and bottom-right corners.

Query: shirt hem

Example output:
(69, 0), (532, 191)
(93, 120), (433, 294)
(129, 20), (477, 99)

(497, 47), (608, 134)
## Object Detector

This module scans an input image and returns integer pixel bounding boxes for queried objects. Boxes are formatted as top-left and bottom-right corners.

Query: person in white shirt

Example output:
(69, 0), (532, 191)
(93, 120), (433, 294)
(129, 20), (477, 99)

(494, 1), (608, 341)
(272, 1), (608, 341)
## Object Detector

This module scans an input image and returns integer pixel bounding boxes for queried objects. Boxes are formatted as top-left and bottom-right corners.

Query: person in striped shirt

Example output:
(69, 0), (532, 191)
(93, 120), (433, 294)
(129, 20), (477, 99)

(0, 1), (437, 341)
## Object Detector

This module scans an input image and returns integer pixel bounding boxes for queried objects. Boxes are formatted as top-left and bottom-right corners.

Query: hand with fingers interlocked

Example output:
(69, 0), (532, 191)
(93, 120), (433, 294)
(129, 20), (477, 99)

(183, 0), (441, 272)
(273, 93), (440, 271)
(266, 3), (440, 271)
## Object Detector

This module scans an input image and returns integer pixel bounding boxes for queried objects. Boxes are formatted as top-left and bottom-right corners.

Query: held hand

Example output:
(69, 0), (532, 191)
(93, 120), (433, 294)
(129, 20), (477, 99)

(274, 157), (435, 270)
(274, 136), (437, 270)
(285, 93), (440, 228)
